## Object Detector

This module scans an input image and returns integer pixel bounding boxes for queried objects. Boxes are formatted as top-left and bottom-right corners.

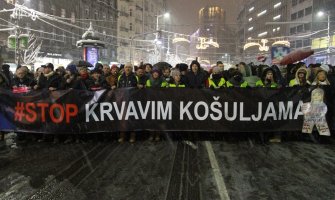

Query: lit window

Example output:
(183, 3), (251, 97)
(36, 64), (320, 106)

(277, 27), (280, 31)
(258, 31), (268, 37)
(248, 27), (254, 31)
(71, 12), (75, 23)
(61, 9), (66, 18)
(273, 29), (276, 32)
(273, 15), (281, 20)
(274, 2), (282, 8)
(247, 37), (252, 40)
(257, 10), (267, 17)
(249, 17), (253, 22)
(249, 7), (254, 12)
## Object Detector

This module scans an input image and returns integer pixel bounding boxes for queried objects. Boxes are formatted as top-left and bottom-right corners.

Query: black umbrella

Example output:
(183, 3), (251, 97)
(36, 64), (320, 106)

(67, 60), (94, 69)
(153, 62), (172, 71)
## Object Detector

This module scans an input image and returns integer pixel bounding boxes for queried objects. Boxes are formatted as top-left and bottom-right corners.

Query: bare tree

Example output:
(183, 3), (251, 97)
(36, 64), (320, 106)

(21, 34), (42, 65)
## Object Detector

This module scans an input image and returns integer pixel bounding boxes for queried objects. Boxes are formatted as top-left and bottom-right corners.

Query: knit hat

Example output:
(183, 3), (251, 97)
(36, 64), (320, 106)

(111, 64), (118, 70)
(320, 64), (329, 73)
(151, 67), (161, 75)
(66, 64), (78, 74)
(91, 68), (102, 74)
(44, 63), (54, 71)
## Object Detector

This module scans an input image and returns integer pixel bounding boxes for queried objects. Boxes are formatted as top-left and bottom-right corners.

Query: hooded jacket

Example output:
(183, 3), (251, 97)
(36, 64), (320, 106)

(289, 67), (311, 87)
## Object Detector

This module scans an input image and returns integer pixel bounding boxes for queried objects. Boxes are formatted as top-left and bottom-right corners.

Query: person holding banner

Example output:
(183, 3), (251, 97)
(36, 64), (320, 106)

(255, 67), (282, 143)
(34, 63), (62, 91)
(312, 67), (330, 86)
(12, 67), (35, 92)
(0, 70), (10, 89)
(168, 69), (186, 88)
(135, 65), (147, 89)
(208, 66), (226, 89)
(146, 68), (168, 88)
(289, 67), (311, 87)
(89, 68), (108, 91)
(117, 63), (138, 143)
(226, 69), (249, 88)
(255, 67), (278, 88)
(186, 60), (207, 88)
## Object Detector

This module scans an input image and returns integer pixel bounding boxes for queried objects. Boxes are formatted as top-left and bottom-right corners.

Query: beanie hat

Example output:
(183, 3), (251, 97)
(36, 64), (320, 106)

(66, 64), (78, 74)
(111, 64), (118, 70)
(151, 67), (161, 75)
(320, 64), (329, 73)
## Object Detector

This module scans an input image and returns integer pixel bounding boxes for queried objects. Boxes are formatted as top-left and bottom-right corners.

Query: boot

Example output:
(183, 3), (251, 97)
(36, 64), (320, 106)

(118, 132), (126, 143)
(154, 132), (160, 142)
(269, 134), (281, 143)
(129, 132), (136, 143)
(148, 132), (154, 141)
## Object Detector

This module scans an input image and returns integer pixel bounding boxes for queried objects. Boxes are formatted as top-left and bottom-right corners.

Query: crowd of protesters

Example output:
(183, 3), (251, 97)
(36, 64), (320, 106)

(0, 60), (334, 145)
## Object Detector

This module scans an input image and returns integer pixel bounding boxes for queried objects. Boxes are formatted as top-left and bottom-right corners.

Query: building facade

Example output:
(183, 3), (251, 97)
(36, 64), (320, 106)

(117, 0), (167, 65)
(237, 0), (290, 63)
(195, 6), (236, 64)
(1, 0), (118, 67)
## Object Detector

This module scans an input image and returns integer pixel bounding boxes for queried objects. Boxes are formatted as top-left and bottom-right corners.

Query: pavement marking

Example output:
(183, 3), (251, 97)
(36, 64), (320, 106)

(204, 141), (231, 200)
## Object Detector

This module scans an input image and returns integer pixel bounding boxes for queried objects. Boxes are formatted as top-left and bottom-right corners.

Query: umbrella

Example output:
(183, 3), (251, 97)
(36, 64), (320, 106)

(280, 49), (314, 65)
(153, 62), (172, 71)
(67, 60), (94, 69)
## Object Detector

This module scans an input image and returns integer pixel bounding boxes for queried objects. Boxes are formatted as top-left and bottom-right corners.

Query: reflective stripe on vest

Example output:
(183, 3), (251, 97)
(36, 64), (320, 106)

(227, 81), (248, 88)
(146, 79), (167, 87)
(208, 78), (226, 88)
(255, 80), (278, 88)
(168, 83), (186, 88)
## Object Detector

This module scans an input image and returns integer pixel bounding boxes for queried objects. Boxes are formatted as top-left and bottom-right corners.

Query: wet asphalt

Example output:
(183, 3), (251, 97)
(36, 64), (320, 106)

(0, 133), (334, 200)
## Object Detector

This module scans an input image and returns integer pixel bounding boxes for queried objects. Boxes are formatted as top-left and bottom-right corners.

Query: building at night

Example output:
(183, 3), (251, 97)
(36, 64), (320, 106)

(237, 0), (290, 63)
(0, 0), (118, 66)
(117, 0), (167, 64)
(300, 0), (335, 64)
(189, 6), (236, 66)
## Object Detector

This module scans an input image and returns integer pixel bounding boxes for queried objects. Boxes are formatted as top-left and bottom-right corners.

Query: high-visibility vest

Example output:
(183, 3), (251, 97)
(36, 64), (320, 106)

(226, 81), (248, 88)
(289, 78), (311, 87)
(168, 83), (186, 88)
(146, 79), (168, 88)
(208, 78), (226, 88)
(255, 80), (278, 88)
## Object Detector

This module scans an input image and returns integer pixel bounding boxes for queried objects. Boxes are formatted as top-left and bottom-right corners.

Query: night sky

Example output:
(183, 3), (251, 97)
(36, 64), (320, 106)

(167, 0), (243, 34)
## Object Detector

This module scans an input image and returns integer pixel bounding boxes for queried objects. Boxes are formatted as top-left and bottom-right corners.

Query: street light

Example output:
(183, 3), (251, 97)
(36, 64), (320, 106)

(317, 11), (330, 64)
(155, 12), (170, 62)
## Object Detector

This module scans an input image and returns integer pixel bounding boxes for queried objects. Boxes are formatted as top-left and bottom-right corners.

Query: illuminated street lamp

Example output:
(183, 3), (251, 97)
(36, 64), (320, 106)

(155, 12), (170, 62)
(317, 11), (330, 64)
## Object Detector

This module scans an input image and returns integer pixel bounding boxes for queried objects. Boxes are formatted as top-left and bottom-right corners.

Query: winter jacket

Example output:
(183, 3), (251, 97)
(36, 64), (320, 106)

(36, 71), (62, 90)
(117, 73), (138, 88)
(185, 71), (206, 88)
(12, 76), (35, 88)
(289, 67), (311, 87)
